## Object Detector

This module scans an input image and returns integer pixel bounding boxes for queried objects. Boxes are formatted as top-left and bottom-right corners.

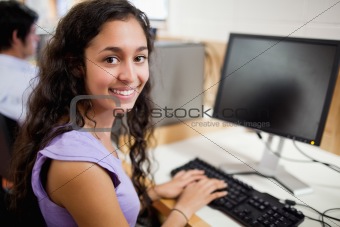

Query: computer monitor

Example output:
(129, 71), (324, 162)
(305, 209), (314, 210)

(213, 33), (340, 195)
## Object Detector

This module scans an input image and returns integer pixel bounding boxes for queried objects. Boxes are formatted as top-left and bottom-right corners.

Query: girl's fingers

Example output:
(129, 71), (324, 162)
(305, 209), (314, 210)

(196, 178), (228, 193)
(175, 169), (205, 182)
(182, 175), (207, 186)
(174, 169), (204, 179)
(173, 170), (186, 178)
(208, 191), (228, 203)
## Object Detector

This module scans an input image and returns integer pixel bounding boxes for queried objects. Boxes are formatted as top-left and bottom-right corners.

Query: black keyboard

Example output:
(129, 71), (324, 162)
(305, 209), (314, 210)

(171, 158), (305, 227)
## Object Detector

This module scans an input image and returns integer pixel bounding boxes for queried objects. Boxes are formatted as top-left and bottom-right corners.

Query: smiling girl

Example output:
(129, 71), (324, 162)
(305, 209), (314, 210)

(9, 1), (227, 226)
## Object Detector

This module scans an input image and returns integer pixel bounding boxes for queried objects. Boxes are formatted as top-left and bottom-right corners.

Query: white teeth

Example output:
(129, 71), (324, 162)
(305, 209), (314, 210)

(111, 89), (134, 96)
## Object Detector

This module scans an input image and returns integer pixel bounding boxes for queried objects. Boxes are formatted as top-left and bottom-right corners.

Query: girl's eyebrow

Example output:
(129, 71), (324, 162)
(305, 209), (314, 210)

(98, 46), (148, 54)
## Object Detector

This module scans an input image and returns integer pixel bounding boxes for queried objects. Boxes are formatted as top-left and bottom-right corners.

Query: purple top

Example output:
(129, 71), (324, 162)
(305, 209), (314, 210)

(31, 130), (140, 227)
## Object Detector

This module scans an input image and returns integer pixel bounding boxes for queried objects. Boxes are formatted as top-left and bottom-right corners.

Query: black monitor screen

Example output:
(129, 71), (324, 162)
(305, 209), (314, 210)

(213, 33), (340, 146)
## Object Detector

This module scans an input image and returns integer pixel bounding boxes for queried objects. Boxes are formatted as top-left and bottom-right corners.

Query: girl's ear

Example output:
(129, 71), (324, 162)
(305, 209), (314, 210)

(66, 56), (86, 78)
(70, 66), (84, 79)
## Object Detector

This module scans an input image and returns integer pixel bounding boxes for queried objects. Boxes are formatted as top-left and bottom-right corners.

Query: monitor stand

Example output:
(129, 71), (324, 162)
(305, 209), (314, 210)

(219, 134), (313, 196)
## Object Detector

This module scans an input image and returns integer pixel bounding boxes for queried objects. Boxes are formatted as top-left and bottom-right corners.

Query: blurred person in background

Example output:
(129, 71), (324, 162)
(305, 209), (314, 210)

(0, 0), (39, 124)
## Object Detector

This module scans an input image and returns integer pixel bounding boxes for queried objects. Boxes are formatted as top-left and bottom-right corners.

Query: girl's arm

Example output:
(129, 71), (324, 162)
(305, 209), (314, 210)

(46, 160), (129, 227)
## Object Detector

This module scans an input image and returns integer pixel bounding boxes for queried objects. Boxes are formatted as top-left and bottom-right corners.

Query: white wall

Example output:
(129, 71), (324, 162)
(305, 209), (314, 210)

(163, 0), (340, 42)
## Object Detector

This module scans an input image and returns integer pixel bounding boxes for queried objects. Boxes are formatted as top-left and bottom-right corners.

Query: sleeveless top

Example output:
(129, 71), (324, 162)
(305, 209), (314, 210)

(31, 130), (140, 227)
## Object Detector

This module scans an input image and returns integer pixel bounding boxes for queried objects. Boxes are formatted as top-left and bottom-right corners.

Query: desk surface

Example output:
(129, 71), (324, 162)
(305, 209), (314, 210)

(151, 125), (340, 227)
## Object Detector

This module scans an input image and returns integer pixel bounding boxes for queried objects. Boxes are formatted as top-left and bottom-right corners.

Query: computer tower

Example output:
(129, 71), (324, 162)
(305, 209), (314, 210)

(150, 41), (205, 127)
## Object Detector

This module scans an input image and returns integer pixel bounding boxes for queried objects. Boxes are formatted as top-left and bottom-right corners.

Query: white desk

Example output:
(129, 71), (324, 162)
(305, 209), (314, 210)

(152, 126), (340, 227)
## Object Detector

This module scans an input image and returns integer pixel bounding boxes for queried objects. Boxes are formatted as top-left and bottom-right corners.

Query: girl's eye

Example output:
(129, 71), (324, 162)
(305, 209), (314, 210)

(106, 57), (119, 64)
(135, 55), (147, 63)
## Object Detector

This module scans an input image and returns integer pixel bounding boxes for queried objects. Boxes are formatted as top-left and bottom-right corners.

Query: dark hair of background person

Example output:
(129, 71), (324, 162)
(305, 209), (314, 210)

(0, 1), (38, 51)
(9, 0), (156, 225)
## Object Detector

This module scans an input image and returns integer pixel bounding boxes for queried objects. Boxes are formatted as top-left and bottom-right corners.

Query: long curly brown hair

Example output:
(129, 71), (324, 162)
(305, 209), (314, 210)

(9, 0), (155, 225)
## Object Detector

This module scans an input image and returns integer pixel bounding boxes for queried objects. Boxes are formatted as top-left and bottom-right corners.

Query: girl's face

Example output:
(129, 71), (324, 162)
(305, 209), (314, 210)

(84, 17), (149, 115)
